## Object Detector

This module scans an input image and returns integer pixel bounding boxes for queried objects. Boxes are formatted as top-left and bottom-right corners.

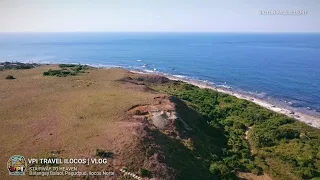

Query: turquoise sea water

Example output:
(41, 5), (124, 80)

(0, 32), (319, 115)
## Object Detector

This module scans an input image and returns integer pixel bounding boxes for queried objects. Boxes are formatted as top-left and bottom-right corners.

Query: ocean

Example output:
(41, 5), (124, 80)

(0, 32), (319, 115)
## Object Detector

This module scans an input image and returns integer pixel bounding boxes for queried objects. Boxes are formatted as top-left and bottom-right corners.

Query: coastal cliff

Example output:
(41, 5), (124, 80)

(0, 65), (319, 180)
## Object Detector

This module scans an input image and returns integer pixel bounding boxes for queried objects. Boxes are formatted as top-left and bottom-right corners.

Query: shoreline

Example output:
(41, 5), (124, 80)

(1, 61), (319, 129)
(130, 70), (320, 129)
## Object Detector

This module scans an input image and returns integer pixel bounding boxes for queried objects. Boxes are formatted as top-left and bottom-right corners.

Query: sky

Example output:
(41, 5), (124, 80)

(0, 0), (319, 32)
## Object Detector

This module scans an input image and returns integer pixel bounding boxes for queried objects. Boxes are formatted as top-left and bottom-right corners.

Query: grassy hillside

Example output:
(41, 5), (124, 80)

(148, 81), (320, 180)
(1, 66), (319, 180)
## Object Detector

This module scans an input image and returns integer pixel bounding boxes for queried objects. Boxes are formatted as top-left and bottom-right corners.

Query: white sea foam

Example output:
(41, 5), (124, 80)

(217, 84), (232, 89)
(144, 69), (155, 73)
(172, 74), (188, 79)
(85, 63), (123, 68)
(248, 91), (267, 98)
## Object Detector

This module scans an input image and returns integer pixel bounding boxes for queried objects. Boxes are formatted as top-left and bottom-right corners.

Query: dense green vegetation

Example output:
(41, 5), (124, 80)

(151, 81), (320, 180)
(58, 64), (78, 68)
(43, 64), (90, 77)
(43, 69), (77, 77)
(0, 62), (38, 71)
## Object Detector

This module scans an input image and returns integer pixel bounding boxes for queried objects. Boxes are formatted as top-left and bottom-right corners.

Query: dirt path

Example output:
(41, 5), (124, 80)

(242, 127), (273, 180)
(238, 172), (273, 180)
(245, 126), (254, 154)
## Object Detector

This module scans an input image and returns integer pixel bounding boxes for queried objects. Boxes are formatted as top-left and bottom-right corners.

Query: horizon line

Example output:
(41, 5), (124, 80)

(0, 31), (320, 34)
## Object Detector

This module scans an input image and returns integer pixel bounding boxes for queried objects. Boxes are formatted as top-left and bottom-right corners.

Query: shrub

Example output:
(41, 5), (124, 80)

(96, 149), (113, 158)
(43, 69), (76, 77)
(5, 75), (15, 79)
(251, 168), (262, 175)
(276, 128), (299, 139)
(209, 161), (237, 179)
(44, 64), (89, 77)
(59, 64), (77, 68)
(140, 168), (151, 177)
(133, 109), (142, 115)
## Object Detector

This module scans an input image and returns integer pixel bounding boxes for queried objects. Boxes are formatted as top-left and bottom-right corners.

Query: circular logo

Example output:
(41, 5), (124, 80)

(7, 155), (27, 176)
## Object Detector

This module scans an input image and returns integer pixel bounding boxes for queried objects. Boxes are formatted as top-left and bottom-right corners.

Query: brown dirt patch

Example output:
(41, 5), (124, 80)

(238, 172), (273, 180)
